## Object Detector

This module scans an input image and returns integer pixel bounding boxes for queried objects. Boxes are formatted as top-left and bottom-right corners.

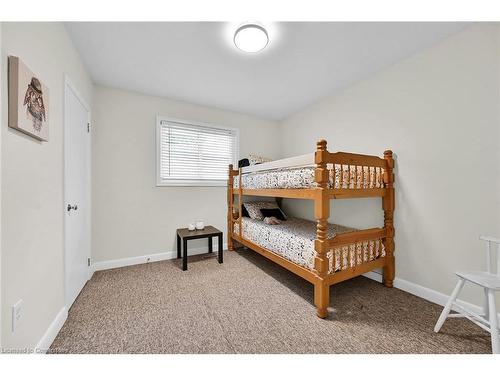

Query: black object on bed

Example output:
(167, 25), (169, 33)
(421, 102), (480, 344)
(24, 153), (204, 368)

(238, 158), (250, 168)
(260, 208), (287, 221)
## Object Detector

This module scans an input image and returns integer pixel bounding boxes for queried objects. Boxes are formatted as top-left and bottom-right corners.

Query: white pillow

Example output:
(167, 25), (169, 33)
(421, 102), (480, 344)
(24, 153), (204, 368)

(248, 154), (272, 165)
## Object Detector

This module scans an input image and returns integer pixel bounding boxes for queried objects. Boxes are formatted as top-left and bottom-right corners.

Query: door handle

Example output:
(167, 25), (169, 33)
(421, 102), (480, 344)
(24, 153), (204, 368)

(67, 204), (78, 212)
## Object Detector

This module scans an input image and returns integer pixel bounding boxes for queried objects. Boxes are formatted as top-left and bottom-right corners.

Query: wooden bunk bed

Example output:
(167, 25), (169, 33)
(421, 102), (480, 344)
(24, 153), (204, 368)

(227, 139), (395, 318)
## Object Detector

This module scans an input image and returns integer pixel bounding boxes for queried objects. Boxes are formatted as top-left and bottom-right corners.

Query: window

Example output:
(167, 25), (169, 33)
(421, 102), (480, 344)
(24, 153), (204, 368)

(156, 117), (239, 186)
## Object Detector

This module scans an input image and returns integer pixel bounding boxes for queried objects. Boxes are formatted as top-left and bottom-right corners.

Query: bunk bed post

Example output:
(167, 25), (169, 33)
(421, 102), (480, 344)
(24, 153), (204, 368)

(227, 164), (235, 251)
(382, 150), (395, 287)
(314, 139), (331, 318)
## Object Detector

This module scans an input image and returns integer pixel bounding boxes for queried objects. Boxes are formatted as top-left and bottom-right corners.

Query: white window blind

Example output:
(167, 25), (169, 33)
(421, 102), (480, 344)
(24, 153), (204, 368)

(156, 118), (238, 186)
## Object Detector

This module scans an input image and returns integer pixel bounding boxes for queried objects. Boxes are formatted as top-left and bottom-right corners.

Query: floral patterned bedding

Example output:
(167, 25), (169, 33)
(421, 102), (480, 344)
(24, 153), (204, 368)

(233, 217), (385, 274)
(233, 165), (384, 190)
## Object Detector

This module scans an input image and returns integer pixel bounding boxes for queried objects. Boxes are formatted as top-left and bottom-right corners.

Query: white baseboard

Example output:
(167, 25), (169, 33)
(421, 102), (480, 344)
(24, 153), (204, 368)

(35, 306), (68, 353)
(91, 247), (228, 273)
(363, 270), (500, 320)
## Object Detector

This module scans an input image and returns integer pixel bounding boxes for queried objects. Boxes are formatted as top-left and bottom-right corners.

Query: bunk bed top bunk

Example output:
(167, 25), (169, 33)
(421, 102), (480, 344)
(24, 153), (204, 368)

(230, 142), (392, 199)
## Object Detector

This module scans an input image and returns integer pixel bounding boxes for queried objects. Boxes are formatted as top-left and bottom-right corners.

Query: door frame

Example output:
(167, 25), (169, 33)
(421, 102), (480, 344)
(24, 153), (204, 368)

(63, 75), (92, 309)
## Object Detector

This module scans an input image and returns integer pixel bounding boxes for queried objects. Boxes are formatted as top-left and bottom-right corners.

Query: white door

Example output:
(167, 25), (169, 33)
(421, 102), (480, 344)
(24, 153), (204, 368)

(64, 80), (91, 309)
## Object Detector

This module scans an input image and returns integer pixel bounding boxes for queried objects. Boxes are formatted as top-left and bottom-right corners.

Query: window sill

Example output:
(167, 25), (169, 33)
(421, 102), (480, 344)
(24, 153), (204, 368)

(156, 180), (227, 187)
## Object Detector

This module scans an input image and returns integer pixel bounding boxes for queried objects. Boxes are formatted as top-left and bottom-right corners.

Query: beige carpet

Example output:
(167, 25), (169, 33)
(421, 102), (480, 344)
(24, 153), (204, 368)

(50, 249), (491, 354)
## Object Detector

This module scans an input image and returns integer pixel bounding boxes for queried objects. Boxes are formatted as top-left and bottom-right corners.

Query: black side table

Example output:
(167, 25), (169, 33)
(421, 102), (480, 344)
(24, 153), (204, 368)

(176, 226), (223, 271)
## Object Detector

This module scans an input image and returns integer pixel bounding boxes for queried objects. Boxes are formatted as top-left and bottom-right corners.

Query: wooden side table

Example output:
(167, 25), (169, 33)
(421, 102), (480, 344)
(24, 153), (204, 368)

(176, 226), (223, 271)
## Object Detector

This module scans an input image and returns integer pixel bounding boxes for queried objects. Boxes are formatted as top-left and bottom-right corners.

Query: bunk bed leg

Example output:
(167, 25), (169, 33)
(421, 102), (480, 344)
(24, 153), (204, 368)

(314, 139), (331, 318)
(314, 281), (330, 319)
(382, 150), (395, 288)
(227, 164), (235, 251)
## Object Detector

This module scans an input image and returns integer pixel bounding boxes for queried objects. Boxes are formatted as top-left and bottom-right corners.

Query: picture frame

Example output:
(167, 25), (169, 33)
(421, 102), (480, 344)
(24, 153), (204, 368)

(8, 56), (49, 141)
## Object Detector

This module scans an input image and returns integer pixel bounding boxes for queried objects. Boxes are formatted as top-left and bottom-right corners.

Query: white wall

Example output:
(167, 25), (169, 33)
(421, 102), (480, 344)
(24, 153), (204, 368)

(1, 23), (93, 349)
(279, 24), (500, 308)
(92, 86), (280, 263)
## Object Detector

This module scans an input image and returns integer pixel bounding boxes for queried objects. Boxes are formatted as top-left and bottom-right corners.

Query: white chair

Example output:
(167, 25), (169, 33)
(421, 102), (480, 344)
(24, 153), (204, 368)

(434, 236), (500, 354)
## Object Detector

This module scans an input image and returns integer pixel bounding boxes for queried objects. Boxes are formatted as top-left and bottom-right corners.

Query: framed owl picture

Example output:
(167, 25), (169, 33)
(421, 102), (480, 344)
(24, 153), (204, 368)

(8, 56), (49, 141)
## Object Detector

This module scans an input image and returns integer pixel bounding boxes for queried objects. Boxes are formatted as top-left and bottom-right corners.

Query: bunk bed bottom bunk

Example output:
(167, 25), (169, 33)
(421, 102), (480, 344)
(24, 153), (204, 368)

(233, 217), (385, 274)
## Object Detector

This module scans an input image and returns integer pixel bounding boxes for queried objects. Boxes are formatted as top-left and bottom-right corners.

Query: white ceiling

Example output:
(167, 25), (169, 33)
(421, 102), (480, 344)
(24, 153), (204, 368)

(66, 22), (468, 120)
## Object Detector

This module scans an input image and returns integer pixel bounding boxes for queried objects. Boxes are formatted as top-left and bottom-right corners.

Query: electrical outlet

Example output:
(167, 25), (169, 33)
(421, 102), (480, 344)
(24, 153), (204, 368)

(12, 300), (23, 332)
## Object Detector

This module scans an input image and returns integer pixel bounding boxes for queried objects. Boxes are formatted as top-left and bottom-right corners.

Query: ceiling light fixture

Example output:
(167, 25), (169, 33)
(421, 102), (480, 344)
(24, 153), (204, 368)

(234, 24), (269, 53)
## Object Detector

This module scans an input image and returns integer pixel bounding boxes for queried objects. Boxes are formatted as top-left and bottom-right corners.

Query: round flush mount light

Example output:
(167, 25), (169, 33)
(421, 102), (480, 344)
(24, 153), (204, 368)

(234, 24), (269, 53)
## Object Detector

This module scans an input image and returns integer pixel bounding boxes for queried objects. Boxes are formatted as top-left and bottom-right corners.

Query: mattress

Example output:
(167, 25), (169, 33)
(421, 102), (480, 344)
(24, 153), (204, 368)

(233, 217), (385, 274)
(234, 165), (384, 190)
